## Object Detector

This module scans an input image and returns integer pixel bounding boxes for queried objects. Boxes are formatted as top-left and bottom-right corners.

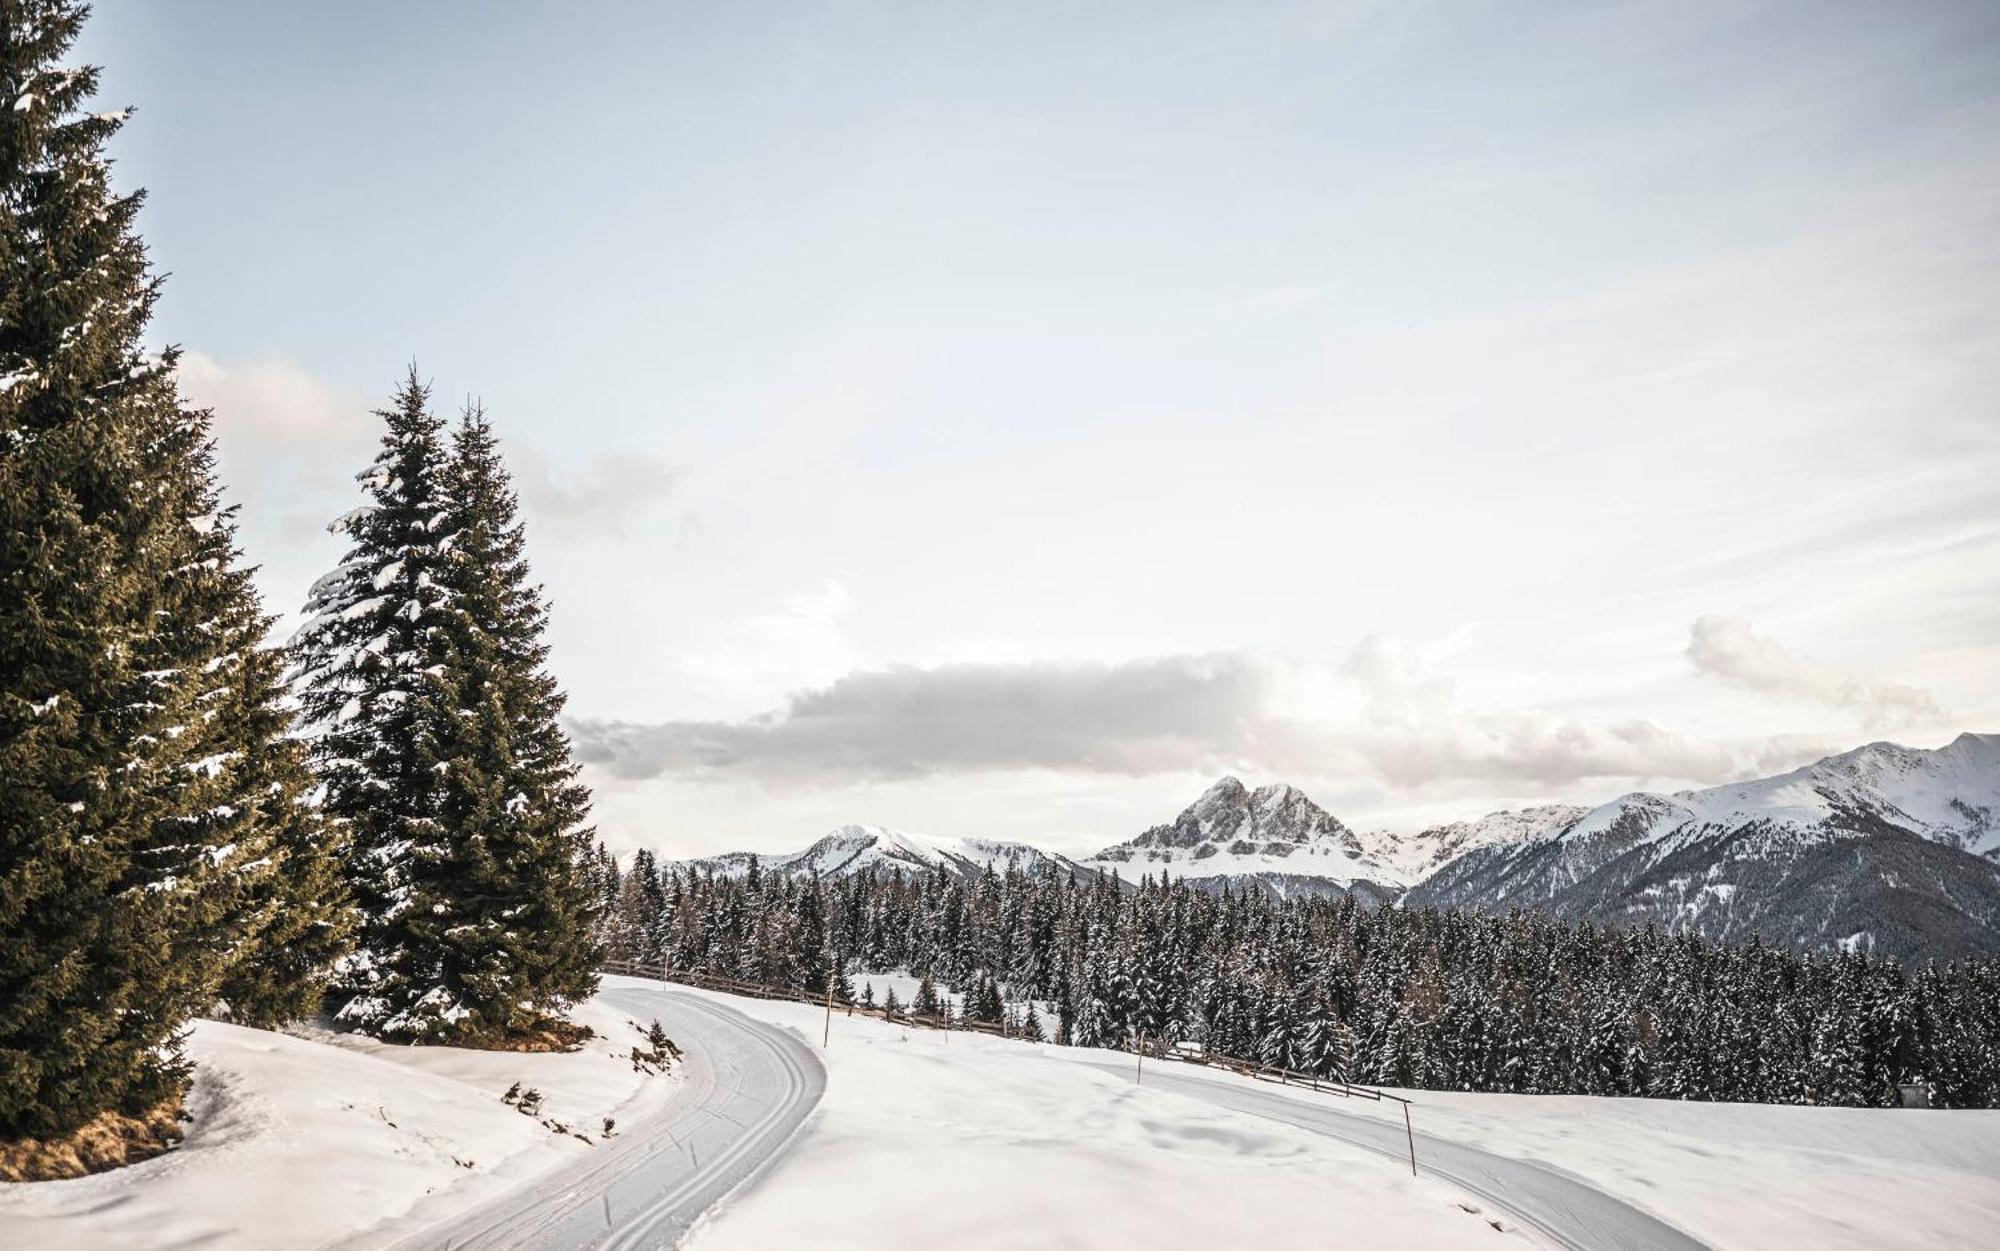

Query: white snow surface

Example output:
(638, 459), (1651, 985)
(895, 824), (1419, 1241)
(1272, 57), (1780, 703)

(675, 987), (1508, 1251)
(8, 978), (1997, 1249)
(1370, 804), (1593, 880)
(1153, 1064), (2000, 1251)
(1092, 838), (1402, 888)
(678, 985), (2000, 1251)
(0, 998), (681, 1251)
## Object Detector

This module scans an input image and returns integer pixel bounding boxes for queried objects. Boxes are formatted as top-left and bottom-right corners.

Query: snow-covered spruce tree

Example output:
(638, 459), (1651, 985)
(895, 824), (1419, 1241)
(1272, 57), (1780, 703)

(367, 403), (600, 1044)
(911, 972), (942, 1020)
(1, 0), (349, 1153)
(290, 367), (454, 1027)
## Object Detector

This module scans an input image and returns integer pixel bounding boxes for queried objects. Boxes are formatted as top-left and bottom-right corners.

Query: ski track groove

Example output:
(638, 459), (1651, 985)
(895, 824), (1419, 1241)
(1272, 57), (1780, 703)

(384, 988), (824, 1251)
(376, 984), (1706, 1251)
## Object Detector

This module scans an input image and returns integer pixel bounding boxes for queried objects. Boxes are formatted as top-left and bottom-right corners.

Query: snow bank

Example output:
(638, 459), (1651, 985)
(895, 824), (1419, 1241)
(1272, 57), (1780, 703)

(0, 998), (680, 1251)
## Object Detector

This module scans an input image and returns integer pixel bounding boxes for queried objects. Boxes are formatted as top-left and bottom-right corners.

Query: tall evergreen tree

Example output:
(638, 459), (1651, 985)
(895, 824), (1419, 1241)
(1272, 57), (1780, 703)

(329, 403), (600, 1042)
(1, 0), (349, 1146)
(291, 368), (454, 1030)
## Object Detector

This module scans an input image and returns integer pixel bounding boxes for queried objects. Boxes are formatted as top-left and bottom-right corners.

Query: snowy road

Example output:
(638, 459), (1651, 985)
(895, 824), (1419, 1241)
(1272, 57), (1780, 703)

(1087, 1063), (1708, 1251)
(390, 986), (824, 1251)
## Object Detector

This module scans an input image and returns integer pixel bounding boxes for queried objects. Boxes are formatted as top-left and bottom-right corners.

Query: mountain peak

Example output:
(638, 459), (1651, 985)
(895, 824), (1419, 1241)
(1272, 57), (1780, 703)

(1199, 775), (1249, 801)
(1087, 776), (1396, 889)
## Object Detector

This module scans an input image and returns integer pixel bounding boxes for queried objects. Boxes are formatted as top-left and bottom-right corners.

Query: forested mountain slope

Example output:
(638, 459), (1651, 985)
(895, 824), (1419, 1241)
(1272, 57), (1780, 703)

(1403, 733), (2000, 961)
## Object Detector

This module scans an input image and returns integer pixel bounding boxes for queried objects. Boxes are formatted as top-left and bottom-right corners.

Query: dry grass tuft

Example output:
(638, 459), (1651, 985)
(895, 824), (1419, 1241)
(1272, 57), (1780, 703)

(0, 1090), (189, 1183)
(454, 1017), (593, 1053)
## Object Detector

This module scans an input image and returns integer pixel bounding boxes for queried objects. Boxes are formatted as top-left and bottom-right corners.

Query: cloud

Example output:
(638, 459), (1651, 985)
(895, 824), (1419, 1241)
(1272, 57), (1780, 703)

(1335, 715), (1741, 790)
(1332, 632), (1743, 787)
(571, 637), (1791, 793)
(179, 353), (676, 537)
(511, 446), (677, 535)
(175, 354), (380, 604)
(570, 651), (1278, 782)
(1686, 616), (1941, 724)
(177, 352), (376, 488)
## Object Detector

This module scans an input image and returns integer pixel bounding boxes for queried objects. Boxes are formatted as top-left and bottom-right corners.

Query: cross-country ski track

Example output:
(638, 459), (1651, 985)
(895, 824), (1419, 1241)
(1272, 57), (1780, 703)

(381, 987), (824, 1251)
(388, 979), (1706, 1251)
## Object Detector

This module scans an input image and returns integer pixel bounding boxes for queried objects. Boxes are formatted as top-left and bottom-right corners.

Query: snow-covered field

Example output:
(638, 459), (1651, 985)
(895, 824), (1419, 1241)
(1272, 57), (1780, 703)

(6, 979), (1998, 1250)
(677, 986), (1505, 1251)
(1237, 1072), (2000, 1251)
(0, 999), (682, 1250)
(683, 986), (2000, 1251)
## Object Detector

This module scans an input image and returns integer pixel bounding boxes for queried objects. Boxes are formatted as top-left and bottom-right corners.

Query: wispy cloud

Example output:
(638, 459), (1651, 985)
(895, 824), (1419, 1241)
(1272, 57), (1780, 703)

(1686, 615), (1941, 725)
(177, 352), (376, 527)
(570, 636), (1809, 794)
(181, 353), (677, 538)
(1336, 632), (1745, 787)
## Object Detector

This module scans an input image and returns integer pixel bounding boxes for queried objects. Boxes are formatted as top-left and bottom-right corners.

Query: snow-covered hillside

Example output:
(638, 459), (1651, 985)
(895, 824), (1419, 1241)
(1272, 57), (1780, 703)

(675, 823), (1088, 883)
(1084, 777), (1409, 898)
(12, 976), (1996, 1250)
(0, 1000), (681, 1250)
(1368, 803), (1592, 881)
(1590, 731), (2000, 857)
(1406, 733), (2000, 960)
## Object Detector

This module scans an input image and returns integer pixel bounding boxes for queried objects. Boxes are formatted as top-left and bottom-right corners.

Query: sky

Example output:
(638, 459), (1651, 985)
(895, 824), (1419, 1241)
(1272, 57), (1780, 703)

(81, 0), (2000, 858)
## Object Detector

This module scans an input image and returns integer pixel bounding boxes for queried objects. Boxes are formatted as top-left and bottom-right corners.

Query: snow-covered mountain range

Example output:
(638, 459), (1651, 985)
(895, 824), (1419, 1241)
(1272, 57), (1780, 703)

(1404, 732), (2000, 961)
(662, 732), (2000, 961)
(675, 823), (1089, 884)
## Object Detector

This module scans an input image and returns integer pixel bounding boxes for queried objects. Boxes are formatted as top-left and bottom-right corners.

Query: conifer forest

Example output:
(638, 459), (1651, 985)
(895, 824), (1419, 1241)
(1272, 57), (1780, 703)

(593, 854), (2000, 1110)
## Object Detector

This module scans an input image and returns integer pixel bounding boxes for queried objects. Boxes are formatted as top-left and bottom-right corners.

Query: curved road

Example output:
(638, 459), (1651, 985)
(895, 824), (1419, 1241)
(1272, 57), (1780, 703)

(1087, 1063), (1707, 1251)
(389, 986), (824, 1251)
